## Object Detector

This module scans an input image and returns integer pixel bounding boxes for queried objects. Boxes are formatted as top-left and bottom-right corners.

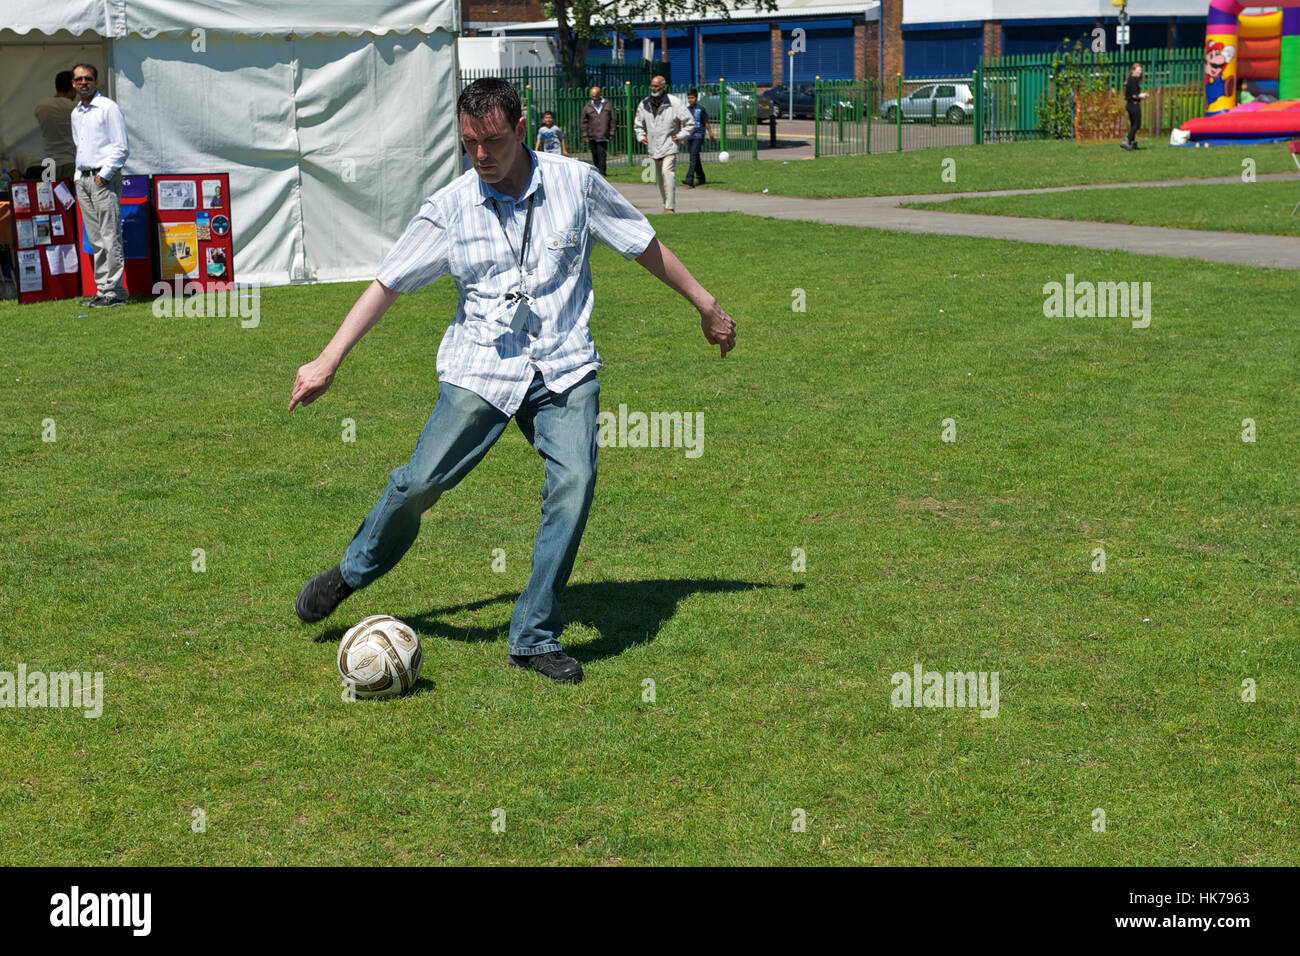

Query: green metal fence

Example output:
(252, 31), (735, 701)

(976, 47), (1204, 143)
(458, 62), (671, 100)
(456, 66), (756, 169)
(814, 76), (978, 157)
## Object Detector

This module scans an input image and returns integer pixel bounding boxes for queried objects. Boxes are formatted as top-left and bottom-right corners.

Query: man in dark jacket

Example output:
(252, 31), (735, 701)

(580, 86), (614, 176)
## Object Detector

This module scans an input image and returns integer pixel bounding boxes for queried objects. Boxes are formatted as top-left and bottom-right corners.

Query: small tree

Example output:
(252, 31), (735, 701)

(1035, 39), (1111, 139)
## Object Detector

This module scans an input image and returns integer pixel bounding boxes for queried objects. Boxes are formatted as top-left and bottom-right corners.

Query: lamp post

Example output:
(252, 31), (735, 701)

(1113, 0), (1131, 53)
(787, 49), (795, 119)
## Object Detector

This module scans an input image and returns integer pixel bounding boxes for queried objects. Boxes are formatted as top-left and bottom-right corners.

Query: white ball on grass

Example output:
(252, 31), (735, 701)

(337, 615), (423, 699)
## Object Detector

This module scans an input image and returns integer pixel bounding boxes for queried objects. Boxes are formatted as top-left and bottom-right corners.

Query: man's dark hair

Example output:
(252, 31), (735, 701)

(72, 63), (98, 82)
(457, 78), (521, 127)
(687, 88), (699, 97)
(55, 70), (74, 93)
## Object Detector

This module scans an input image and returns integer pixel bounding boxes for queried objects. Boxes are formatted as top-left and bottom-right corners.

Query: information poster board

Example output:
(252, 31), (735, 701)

(151, 173), (233, 290)
(76, 175), (154, 298)
(9, 179), (81, 304)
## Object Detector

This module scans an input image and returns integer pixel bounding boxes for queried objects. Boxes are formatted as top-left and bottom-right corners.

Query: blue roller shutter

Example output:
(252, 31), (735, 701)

(784, 27), (854, 81)
(703, 32), (772, 84)
(903, 28), (981, 76)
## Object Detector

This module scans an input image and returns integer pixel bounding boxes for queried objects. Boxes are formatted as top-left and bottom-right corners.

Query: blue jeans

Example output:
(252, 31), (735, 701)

(339, 371), (599, 656)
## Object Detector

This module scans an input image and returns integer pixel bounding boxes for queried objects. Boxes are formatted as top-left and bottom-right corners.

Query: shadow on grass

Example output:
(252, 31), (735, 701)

(313, 578), (775, 663)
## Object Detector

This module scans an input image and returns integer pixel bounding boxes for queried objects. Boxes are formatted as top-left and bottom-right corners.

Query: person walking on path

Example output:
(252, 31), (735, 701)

(580, 86), (613, 176)
(1122, 63), (1149, 151)
(634, 76), (694, 213)
(682, 89), (716, 189)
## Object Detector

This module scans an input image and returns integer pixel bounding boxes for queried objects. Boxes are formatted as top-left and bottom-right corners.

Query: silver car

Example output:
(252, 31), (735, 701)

(880, 82), (975, 124)
(696, 85), (768, 123)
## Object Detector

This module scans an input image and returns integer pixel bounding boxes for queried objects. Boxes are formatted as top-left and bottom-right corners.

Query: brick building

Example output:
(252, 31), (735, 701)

(469, 0), (1211, 86)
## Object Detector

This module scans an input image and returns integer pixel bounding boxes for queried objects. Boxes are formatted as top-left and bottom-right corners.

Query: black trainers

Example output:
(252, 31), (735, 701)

(79, 295), (103, 307)
(509, 650), (584, 684)
(295, 564), (355, 623)
(90, 293), (126, 307)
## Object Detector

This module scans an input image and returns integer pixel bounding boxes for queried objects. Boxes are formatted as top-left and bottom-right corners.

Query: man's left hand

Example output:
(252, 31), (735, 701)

(700, 302), (736, 358)
(94, 175), (106, 188)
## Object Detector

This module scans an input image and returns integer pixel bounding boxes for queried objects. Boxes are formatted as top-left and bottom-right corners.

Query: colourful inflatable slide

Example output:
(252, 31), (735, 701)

(1175, 1), (1300, 144)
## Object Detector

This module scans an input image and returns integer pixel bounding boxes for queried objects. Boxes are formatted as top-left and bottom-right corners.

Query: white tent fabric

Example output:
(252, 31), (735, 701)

(1, 2), (460, 286)
(0, 34), (107, 172)
(3, 0), (454, 38)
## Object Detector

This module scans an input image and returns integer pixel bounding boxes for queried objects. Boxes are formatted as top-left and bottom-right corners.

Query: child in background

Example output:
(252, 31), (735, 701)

(535, 112), (570, 157)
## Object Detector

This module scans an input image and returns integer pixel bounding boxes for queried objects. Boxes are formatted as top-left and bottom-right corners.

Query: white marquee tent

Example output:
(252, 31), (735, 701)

(1, 1), (460, 285)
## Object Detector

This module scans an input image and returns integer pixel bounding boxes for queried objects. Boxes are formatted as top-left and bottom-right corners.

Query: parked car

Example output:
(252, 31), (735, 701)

(760, 83), (813, 119)
(759, 83), (855, 120)
(880, 82), (975, 124)
(696, 84), (771, 124)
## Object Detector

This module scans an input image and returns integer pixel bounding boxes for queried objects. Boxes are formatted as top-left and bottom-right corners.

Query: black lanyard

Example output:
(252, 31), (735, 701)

(490, 194), (535, 276)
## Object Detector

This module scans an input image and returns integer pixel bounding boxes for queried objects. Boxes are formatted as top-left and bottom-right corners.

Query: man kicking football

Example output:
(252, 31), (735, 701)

(290, 78), (736, 684)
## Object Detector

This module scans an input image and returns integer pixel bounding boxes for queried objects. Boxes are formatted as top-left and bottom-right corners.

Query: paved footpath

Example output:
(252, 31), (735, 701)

(613, 173), (1300, 270)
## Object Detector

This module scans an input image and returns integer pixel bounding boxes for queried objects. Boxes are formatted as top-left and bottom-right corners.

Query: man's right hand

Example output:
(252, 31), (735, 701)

(290, 356), (338, 411)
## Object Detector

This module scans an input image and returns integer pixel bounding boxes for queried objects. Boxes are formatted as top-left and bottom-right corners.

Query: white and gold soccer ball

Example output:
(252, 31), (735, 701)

(337, 615), (423, 699)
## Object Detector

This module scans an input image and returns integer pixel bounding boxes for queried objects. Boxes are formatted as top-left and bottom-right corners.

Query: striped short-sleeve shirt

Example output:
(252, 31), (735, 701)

(376, 147), (656, 416)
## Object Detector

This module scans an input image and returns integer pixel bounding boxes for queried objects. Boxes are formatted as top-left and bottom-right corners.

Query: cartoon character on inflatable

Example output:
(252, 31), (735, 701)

(1205, 40), (1237, 107)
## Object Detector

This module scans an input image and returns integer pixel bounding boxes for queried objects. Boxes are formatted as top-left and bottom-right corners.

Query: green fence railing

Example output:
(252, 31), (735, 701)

(976, 46), (1204, 143)
(456, 67), (757, 170)
(814, 75), (979, 156)
(458, 62), (670, 99)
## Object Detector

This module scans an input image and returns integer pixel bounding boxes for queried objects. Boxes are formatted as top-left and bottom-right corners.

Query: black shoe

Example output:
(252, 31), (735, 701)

(509, 650), (584, 684)
(295, 564), (355, 623)
(80, 295), (104, 307)
(91, 293), (126, 307)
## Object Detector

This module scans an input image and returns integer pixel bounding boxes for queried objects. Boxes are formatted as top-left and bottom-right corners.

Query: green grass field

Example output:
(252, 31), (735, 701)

(603, 139), (1299, 197)
(2, 214), (1297, 865)
(904, 180), (1300, 236)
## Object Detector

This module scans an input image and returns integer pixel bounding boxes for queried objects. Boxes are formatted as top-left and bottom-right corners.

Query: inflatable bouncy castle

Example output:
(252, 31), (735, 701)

(1174, 1), (1300, 144)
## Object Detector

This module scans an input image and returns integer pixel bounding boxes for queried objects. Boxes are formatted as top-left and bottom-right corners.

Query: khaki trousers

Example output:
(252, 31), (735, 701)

(76, 174), (125, 297)
(654, 154), (677, 210)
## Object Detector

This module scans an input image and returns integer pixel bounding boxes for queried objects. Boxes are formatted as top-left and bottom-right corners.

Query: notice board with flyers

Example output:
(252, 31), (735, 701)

(8, 179), (81, 304)
(151, 173), (233, 290)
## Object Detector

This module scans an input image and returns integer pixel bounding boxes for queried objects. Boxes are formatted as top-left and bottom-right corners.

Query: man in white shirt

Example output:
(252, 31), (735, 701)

(32, 71), (77, 181)
(69, 63), (130, 307)
(290, 78), (737, 684)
